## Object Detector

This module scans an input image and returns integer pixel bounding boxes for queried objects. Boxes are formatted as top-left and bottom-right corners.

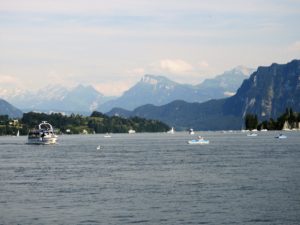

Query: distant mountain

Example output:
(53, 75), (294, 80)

(0, 98), (23, 118)
(107, 59), (300, 130)
(2, 85), (114, 114)
(0, 66), (251, 114)
(4, 85), (69, 111)
(99, 75), (199, 112)
(198, 66), (254, 97)
(100, 66), (252, 112)
(53, 85), (106, 112)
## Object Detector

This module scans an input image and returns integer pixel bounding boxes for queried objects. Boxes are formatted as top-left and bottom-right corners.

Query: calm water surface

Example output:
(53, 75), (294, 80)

(0, 131), (300, 224)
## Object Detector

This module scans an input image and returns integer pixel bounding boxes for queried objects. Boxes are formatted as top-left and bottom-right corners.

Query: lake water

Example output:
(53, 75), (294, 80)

(0, 131), (300, 225)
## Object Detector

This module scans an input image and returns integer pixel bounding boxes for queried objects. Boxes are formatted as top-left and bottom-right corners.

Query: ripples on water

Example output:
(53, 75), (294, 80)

(0, 131), (300, 224)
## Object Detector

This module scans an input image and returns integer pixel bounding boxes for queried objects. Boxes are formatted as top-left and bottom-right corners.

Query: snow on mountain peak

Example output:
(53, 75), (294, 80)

(232, 66), (254, 76)
(141, 75), (159, 85)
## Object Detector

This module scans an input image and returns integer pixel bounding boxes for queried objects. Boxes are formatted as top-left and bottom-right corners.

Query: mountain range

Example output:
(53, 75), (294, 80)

(1, 60), (298, 129)
(99, 66), (253, 112)
(107, 59), (300, 130)
(1, 85), (114, 115)
(0, 66), (252, 115)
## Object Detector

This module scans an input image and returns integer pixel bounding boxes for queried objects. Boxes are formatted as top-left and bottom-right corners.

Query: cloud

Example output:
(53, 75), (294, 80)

(0, 75), (19, 84)
(2, 0), (299, 15)
(0, 74), (23, 88)
(126, 67), (145, 77)
(224, 91), (236, 97)
(198, 60), (209, 68)
(94, 80), (135, 96)
(288, 41), (300, 52)
(159, 59), (194, 74)
(1, 0), (299, 97)
(46, 71), (77, 88)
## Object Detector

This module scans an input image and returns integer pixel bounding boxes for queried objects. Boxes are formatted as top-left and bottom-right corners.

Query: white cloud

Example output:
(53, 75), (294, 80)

(126, 67), (145, 77)
(288, 41), (300, 52)
(0, 74), (24, 88)
(45, 71), (77, 88)
(1, 0), (299, 97)
(0, 75), (19, 84)
(160, 59), (194, 74)
(198, 61), (209, 68)
(94, 80), (135, 96)
(224, 91), (236, 97)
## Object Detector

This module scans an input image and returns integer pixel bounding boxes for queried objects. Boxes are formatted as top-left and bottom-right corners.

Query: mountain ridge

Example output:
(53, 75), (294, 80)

(0, 66), (253, 114)
(0, 98), (23, 118)
(107, 59), (300, 130)
(99, 66), (252, 112)
(1, 84), (114, 115)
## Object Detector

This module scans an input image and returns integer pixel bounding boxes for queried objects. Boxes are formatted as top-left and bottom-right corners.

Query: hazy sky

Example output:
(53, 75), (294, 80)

(1, 0), (300, 96)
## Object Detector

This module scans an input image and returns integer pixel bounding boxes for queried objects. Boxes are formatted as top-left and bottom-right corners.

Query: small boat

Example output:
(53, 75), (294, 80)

(16, 130), (20, 137)
(275, 134), (287, 139)
(247, 133), (258, 137)
(188, 136), (209, 145)
(128, 129), (136, 134)
(189, 128), (195, 135)
(96, 145), (101, 150)
(167, 127), (175, 134)
(104, 133), (112, 138)
(188, 139), (209, 145)
(27, 121), (57, 145)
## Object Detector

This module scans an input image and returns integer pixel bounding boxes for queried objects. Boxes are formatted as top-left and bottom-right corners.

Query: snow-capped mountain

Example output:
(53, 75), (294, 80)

(197, 66), (255, 97)
(99, 74), (199, 112)
(0, 66), (253, 114)
(1, 85), (68, 111)
(107, 59), (300, 130)
(1, 85), (113, 114)
(99, 66), (253, 112)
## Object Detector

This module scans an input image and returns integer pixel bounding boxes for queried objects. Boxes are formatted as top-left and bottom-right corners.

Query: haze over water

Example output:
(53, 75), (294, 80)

(0, 131), (300, 224)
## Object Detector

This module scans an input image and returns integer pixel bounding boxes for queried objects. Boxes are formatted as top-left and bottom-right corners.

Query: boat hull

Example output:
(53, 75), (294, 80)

(188, 139), (209, 145)
(27, 137), (57, 145)
(275, 135), (287, 139)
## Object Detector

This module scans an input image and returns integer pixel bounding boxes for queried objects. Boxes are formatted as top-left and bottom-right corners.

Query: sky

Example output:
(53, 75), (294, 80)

(1, 0), (300, 96)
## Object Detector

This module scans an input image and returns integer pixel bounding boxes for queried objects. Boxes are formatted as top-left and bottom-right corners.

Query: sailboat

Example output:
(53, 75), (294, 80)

(16, 130), (20, 137)
(189, 128), (195, 135)
(167, 127), (175, 134)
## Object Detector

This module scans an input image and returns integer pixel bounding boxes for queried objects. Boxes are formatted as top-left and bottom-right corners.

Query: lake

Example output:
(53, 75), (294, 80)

(0, 131), (300, 224)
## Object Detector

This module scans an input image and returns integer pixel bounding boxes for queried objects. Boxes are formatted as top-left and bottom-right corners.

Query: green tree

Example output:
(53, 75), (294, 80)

(245, 114), (258, 130)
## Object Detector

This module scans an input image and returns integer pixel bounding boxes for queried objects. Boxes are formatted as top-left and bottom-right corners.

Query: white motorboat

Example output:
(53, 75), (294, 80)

(275, 134), (287, 139)
(27, 121), (57, 145)
(247, 133), (258, 137)
(188, 136), (209, 145)
(104, 133), (112, 138)
(128, 129), (136, 134)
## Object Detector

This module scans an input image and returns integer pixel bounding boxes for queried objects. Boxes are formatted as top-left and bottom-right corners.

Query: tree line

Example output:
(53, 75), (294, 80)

(245, 108), (300, 130)
(0, 111), (170, 135)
